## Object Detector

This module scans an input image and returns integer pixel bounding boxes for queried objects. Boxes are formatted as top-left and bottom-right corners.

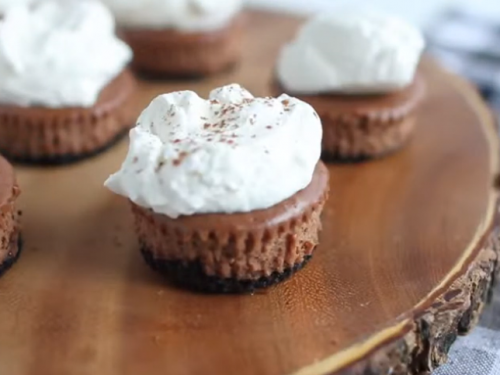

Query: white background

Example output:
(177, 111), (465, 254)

(247, 0), (500, 28)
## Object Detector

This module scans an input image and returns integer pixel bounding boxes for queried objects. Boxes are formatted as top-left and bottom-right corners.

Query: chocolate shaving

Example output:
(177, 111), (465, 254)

(173, 151), (189, 166)
(155, 160), (166, 172)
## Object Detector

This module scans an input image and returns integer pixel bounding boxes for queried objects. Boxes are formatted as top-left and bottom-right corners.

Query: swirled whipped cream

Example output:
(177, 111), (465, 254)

(0, 0), (32, 14)
(105, 84), (322, 218)
(101, 0), (242, 31)
(0, 0), (132, 108)
(277, 9), (425, 95)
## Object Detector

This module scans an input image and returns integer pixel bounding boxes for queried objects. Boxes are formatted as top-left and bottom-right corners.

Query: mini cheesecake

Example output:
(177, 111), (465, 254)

(0, 155), (21, 277)
(274, 10), (426, 161)
(102, 0), (244, 78)
(0, 0), (134, 164)
(105, 84), (327, 293)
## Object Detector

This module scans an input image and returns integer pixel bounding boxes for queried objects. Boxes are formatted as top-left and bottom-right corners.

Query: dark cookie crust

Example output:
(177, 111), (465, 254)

(0, 234), (22, 278)
(321, 152), (372, 164)
(141, 249), (313, 294)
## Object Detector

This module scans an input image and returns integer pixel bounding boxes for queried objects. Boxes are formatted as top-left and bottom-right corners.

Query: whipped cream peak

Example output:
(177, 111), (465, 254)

(0, 0), (132, 108)
(277, 8), (425, 95)
(105, 84), (322, 218)
(101, 0), (242, 32)
(209, 84), (254, 103)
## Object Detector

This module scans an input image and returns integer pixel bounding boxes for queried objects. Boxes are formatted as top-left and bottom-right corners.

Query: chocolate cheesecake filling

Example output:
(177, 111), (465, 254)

(0, 69), (136, 164)
(120, 16), (244, 78)
(132, 161), (329, 293)
(0, 156), (21, 276)
(272, 72), (426, 160)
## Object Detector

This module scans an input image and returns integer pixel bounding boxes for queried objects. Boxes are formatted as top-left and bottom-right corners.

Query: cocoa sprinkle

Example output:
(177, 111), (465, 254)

(173, 152), (188, 166)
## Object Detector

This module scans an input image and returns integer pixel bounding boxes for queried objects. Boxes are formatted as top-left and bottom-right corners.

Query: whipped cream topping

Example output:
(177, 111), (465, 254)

(277, 9), (425, 95)
(0, 0), (32, 14)
(0, 0), (132, 108)
(101, 0), (242, 32)
(105, 84), (322, 218)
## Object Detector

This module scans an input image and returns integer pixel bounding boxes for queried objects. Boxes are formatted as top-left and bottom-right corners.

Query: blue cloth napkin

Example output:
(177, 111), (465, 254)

(427, 9), (500, 111)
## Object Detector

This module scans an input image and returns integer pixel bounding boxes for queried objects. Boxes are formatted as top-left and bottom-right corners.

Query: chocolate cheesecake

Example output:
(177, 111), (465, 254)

(272, 72), (426, 161)
(274, 9), (426, 161)
(0, 0), (134, 165)
(0, 155), (21, 277)
(120, 16), (244, 78)
(133, 162), (329, 293)
(0, 69), (136, 165)
(105, 84), (327, 293)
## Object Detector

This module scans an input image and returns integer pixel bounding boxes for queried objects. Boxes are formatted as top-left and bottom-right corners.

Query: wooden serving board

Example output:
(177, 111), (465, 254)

(0, 11), (499, 375)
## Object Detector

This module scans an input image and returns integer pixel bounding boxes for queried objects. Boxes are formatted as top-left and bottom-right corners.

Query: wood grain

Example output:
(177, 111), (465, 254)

(0, 11), (498, 375)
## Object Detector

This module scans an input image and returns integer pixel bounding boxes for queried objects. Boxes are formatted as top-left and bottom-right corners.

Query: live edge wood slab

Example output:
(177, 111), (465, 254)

(0, 10), (498, 375)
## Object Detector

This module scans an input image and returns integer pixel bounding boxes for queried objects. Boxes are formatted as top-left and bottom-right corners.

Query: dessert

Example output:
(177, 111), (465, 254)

(273, 9), (426, 161)
(0, 155), (21, 277)
(0, 0), (135, 164)
(102, 0), (243, 78)
(105, 84), (329, 293)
